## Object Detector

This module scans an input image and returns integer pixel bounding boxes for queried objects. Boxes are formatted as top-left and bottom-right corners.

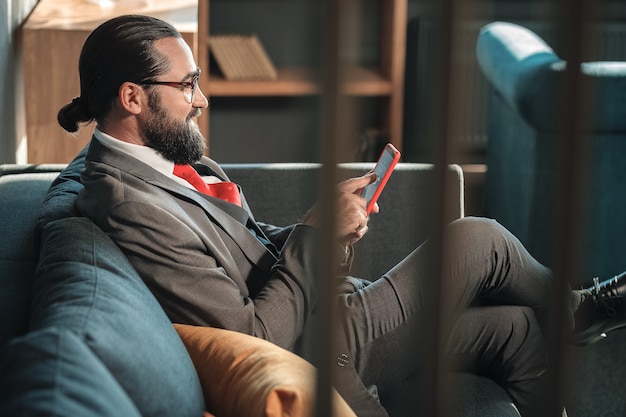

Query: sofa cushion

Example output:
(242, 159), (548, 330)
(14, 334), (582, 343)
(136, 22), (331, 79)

(30, 217), (205, 417)
(0, 326), (141, 417)
(0, 171), (59, 346)
(174, 323), (356, 417)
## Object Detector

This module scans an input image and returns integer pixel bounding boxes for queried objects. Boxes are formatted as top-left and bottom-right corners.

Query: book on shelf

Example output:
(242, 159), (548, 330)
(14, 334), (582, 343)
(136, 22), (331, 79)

(209, 34), (278, 81)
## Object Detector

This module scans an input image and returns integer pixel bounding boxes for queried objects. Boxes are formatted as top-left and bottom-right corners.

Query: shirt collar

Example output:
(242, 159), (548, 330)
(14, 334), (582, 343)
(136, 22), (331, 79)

(93, 127), (175, 179)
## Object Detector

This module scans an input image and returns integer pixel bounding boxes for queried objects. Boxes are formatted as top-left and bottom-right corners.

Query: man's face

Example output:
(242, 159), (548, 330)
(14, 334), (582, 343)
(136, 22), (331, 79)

(140, 37), (208, 165)
(141, 91), (206, 165)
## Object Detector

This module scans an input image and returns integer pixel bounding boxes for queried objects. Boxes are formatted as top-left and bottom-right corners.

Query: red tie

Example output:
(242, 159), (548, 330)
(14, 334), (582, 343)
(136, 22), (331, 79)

(173, 164), (241, 206)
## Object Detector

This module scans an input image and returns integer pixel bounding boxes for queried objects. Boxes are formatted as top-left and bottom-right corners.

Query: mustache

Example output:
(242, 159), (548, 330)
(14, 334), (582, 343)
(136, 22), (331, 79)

(188, 108), (201, 120)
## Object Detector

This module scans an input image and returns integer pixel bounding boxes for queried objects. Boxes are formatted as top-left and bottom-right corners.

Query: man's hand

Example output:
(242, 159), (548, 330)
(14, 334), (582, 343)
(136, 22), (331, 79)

(302, 173), (378, 246)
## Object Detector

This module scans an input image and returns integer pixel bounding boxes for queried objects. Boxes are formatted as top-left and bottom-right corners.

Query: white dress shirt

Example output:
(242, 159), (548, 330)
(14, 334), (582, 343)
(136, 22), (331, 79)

(93, 127), (220, 189)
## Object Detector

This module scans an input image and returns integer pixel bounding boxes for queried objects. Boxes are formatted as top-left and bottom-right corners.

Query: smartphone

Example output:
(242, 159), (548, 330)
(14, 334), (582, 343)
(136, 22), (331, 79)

(361, 143), (401, 215)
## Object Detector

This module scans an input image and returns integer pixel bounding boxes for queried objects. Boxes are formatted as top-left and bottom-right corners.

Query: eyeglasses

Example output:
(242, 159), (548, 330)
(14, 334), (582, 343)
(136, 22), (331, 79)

(142, 71), (200, 103)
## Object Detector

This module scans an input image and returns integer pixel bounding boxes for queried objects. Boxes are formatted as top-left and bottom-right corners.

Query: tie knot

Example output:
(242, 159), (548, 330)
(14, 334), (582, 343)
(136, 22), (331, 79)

(173, 164), (197, 180)
(172, 164), (241, 207)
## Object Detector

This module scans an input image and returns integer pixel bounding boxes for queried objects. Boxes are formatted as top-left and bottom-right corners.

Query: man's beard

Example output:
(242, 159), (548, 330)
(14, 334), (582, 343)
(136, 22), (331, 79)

(142, 92), (206, 165)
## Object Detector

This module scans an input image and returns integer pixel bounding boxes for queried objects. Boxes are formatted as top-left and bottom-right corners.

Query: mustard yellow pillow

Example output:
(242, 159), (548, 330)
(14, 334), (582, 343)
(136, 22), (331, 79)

(173, 324), (356, 417)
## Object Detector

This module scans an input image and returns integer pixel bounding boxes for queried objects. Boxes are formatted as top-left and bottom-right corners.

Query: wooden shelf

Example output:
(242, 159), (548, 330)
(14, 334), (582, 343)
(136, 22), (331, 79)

(207, 67), (319, 96)
(207, 66), (392, 97)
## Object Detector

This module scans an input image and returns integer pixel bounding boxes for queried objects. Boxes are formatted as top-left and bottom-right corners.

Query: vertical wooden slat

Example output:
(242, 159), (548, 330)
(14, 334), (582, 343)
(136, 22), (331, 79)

(380, 0), (407, 151)
(316, 0), (342, 415)
(197, 0), (210, 140)
(422, 0), (459, 414)
(545, 0), (597, 415)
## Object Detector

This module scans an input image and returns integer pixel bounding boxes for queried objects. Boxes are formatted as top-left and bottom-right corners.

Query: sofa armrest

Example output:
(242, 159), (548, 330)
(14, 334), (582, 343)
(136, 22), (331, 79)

(477, 21), (626, 133)
(476, 21), (562, 132)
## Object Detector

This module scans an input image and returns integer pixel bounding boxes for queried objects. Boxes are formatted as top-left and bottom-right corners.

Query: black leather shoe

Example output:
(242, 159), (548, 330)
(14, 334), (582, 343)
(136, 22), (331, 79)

(570, 271), (626, 345)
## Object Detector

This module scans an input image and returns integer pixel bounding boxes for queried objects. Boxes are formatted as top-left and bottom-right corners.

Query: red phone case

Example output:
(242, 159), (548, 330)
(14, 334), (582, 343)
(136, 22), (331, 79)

(364, 143), (400, 215)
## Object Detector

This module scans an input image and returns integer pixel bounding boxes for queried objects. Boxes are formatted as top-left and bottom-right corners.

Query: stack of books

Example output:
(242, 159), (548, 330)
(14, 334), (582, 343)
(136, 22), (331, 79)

(210, 34), (277, 81)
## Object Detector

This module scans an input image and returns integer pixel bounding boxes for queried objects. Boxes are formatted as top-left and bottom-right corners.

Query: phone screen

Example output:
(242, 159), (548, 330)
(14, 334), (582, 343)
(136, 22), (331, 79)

(361, 143), (400, 215)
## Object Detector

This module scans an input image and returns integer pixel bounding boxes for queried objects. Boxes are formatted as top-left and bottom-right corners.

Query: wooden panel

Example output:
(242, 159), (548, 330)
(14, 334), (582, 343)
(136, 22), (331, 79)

(23, 28), (93, 164)
(22, 0), (198, 164)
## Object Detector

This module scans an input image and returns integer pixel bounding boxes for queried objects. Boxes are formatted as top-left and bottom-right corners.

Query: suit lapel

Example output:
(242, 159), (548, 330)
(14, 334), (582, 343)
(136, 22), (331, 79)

(86, 138), (277, 269)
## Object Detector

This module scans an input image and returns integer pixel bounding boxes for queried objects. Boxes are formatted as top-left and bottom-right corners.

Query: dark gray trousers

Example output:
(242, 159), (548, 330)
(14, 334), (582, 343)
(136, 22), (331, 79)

(333, 217), (556, 417)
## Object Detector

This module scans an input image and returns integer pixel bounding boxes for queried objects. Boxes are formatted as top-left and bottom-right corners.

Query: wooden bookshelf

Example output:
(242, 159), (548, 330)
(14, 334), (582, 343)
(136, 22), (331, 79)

(197, 0), (407, 155)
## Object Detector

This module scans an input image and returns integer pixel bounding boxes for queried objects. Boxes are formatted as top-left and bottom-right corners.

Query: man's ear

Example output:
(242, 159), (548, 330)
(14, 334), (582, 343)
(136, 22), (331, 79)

(118, 82), (145, 115)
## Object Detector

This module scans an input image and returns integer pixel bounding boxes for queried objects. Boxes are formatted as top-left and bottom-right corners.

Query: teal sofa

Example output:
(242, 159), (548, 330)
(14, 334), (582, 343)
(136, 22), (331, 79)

(0, 146), (521, 416)
(477, 23), (626, 416)
(477, 21), (626, 285)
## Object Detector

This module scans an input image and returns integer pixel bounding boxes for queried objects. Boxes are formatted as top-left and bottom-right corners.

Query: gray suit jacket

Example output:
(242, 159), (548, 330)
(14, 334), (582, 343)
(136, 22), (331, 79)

(77, 138), (335, 351)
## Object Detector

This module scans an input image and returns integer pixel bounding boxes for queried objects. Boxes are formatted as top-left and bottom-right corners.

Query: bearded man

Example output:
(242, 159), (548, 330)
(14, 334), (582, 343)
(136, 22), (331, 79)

(57, 14), (626, 417)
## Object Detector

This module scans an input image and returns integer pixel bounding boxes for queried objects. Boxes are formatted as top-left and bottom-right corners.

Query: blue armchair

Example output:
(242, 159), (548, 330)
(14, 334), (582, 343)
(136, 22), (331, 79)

(476, 21), (626, 284)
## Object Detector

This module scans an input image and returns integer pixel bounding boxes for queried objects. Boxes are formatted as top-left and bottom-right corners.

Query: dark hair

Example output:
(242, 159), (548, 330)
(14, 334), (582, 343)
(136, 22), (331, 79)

(57, 15), (182, 133)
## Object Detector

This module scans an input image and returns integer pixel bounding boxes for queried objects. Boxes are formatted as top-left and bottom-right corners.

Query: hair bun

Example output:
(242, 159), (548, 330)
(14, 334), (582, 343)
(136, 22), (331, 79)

(57, 96), (92, 133)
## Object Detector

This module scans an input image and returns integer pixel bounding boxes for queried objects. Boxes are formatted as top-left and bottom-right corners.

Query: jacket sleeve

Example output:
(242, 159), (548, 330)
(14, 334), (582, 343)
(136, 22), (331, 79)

(96, 199), (319, 352)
